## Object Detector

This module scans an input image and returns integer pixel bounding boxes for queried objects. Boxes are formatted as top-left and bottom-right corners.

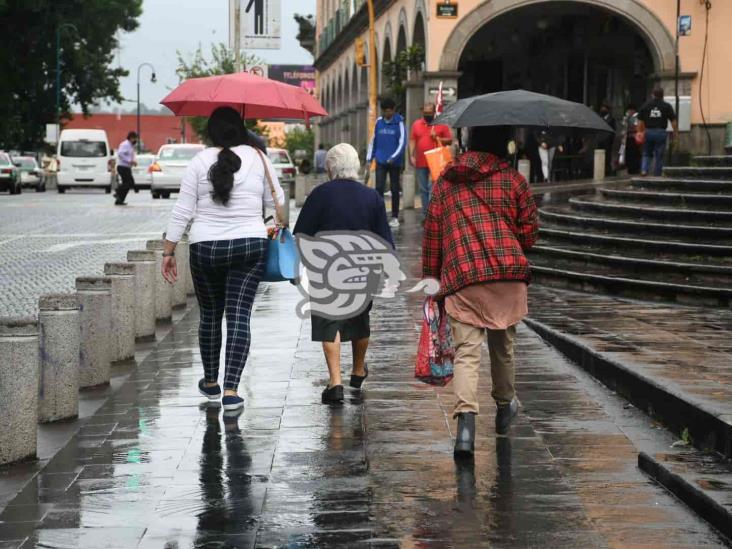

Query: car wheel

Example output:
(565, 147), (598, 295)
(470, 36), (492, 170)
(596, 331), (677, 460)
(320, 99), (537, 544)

(36, 183), (45, 192)
(105, 185), (112, 194)
(57, 186), (66, 194)
(162, 191), (171, 199)
(151, 191), (160, 199)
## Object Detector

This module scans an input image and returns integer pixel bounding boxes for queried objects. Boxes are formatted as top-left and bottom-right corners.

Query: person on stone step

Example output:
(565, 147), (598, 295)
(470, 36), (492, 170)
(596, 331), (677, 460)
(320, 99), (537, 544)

(422, 125), (539, 458)
(294, 143), (394, 404)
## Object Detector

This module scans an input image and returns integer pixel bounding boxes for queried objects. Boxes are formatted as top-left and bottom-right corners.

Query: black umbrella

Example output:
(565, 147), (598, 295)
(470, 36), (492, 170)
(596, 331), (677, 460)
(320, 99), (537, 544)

(433, 89), (613, 133)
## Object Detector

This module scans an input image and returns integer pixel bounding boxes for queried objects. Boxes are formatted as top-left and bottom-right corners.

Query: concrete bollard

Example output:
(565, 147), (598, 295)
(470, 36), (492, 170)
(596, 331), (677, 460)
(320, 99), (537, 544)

(402, 171), (416, 210)
(181, 236), (195, 297)
(518, 159), (531, 182)
(38, 294), (80, 423)
(0, 317), (40, 465)
(594, 149), (606, 181)
(127, 250), (156, 341)
(295, 175), (307, 207)
(104, 263), (136, 362)
(146, 240), (173, 322)
(75, 277), (112, 388)
(173, 240), (189, 308)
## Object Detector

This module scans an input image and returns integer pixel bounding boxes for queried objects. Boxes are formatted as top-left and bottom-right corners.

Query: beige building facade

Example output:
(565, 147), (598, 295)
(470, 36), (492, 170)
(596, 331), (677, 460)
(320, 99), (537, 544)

(315, 0), (731, 157)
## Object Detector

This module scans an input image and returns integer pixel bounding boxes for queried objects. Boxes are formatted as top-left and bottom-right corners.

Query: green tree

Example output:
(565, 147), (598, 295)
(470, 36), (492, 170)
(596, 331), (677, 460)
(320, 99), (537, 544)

(176, 43), (267, 143)
(284, 126), (314, 163)
(0, 0), (143, 149)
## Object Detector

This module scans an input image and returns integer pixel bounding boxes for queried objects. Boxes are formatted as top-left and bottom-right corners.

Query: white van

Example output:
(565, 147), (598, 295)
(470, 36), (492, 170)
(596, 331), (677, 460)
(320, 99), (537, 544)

(56, 129), (113, 194)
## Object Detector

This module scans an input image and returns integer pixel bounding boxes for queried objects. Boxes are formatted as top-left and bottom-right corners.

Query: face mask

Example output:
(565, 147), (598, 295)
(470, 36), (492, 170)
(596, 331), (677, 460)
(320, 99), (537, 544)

(423, 115), (434, 123)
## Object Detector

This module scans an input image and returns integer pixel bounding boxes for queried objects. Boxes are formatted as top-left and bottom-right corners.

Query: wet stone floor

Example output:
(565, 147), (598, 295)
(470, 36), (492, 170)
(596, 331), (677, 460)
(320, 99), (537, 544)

(0, 214), (729, 548)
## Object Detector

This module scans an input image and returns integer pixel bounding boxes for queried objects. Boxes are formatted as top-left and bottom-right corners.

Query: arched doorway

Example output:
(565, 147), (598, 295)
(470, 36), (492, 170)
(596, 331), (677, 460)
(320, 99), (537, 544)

(441, 0), (676, 108)
(381, 38), (392, 95)
(413, 12), (426, 55)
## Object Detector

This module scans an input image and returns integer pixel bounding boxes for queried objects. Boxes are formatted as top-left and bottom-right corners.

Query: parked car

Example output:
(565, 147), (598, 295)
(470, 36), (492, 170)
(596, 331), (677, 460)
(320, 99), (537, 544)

(132, 153), (155, 191)
(57, 129), (114, 194)
(13, 156), (45, 192)
(267, 148), (297, 198)
(0, 152), (21, 194)
(150, 144), (205, 199)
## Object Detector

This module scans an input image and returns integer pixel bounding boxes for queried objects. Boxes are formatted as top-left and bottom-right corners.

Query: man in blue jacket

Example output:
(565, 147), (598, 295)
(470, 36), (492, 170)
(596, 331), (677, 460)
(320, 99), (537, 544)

(367, 97), (406, 228)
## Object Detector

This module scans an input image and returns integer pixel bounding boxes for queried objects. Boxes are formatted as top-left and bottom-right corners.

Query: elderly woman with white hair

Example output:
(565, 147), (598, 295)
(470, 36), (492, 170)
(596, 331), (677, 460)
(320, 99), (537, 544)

(294, 143), (394, 404)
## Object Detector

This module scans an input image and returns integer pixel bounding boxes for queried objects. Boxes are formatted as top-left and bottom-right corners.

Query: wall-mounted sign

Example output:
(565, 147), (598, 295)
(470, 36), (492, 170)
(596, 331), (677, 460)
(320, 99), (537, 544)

(248, 64), (268, 78)
(436, 1), (458, 18)
(678, 15), (692, 36)
(429, 86), (456, 97)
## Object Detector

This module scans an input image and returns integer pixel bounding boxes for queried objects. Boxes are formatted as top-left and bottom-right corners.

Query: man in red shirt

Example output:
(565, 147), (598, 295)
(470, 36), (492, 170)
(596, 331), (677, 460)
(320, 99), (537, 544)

(409, 103), (452, 218)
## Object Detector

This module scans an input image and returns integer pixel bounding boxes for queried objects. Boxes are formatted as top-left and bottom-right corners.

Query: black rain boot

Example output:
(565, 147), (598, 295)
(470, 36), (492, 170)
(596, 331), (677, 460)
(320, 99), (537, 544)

(495, 398), (519, 435)
(454, 412), (476, 457)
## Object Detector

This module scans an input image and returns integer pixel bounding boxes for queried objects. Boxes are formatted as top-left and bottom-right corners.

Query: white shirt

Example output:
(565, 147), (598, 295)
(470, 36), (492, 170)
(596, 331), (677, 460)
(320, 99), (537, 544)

(165, 145), (285, 244)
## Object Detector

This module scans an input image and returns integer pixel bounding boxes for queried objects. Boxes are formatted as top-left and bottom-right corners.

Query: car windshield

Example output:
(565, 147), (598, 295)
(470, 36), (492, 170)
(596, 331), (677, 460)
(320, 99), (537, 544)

(61, 141), (107, 158)
(0, 153), (11, 165)
(15, 158), (36, 168)
(267, 150), (290, 164)
(159, 147), (202, 161)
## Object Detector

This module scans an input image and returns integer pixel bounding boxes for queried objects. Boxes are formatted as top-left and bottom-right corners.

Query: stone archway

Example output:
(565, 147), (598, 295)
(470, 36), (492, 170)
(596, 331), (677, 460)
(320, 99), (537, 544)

(439, 0), (675, 74)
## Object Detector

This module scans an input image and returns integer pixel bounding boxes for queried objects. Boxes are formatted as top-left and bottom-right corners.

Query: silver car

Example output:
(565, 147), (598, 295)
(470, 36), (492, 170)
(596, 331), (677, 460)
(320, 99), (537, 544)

(151, 144), (205, 199)
(132, 154), (155, 191)
(267, 148), (296, 198)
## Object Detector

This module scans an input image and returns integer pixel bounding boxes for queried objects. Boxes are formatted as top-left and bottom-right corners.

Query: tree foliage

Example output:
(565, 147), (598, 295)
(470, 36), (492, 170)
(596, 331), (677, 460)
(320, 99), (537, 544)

(0, 0), (143, 149)
(284, 126), (314, 163)
(176, 43), (267, 144)
(382, 45), (425, 114)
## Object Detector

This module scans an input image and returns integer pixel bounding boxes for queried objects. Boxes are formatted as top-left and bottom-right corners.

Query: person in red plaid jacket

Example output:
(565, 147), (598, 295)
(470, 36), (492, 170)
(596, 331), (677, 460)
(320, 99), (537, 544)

(421, 125), (539, 457)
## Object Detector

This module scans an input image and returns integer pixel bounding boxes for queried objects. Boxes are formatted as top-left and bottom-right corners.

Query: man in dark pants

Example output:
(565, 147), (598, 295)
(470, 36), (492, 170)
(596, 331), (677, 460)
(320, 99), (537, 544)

(638, 87), (679, 177)
(115, 131), (138, 206)
(367, 97), (406, 228)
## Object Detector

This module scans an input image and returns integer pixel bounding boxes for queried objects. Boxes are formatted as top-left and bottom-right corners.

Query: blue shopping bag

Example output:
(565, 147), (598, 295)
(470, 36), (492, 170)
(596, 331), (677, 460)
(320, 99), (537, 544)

(264, 226), (298, 282)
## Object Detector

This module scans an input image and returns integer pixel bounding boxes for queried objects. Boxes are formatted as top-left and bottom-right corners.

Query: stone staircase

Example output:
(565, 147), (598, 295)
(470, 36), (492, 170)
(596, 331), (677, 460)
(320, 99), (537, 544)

(528, 155), (732, 307)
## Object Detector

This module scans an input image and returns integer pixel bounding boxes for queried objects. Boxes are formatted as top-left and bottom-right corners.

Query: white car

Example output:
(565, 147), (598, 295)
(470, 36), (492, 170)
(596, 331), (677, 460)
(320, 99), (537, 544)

(150, 144), (205, 199)
(267, 148), (296, 196)
(131, 154), (155, 191)
(56, 129), (114, 193)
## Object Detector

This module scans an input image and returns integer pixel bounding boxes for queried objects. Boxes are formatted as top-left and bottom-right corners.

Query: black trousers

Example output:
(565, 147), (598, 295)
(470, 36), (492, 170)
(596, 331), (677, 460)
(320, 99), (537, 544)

(116, 166), (135, 203)
(375, 163), (400, 218)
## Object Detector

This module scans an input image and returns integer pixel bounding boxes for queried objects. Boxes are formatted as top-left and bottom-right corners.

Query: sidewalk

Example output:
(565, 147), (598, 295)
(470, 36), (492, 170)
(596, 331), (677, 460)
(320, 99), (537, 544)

(0, 214), (727, 547)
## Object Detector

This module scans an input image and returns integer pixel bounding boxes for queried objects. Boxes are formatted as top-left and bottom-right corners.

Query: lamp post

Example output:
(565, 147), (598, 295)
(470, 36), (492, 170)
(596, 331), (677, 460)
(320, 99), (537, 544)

(136, 63), (157, 153)
(56, 23), (79, 131)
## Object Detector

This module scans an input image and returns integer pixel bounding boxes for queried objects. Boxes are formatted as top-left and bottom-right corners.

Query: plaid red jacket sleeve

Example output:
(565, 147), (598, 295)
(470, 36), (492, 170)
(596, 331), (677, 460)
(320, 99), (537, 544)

(513, 173), (539, 251)
(421, 180), (443, 278)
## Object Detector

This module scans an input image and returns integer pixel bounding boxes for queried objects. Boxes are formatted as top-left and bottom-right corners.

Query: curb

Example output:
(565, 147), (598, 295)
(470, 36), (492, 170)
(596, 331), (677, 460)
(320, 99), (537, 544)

(523, 317), (732, 458)
(638, 452), (732, 541)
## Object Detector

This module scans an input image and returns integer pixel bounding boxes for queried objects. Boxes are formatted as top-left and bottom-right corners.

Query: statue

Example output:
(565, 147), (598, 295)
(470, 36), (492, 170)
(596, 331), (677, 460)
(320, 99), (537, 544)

(294, 13), (315, 55)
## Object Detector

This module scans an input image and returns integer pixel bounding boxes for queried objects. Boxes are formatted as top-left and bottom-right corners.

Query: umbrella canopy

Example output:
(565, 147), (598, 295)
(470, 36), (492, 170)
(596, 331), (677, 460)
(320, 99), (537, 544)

(433, 89), (613, 133)
(160, 71), (327, 120)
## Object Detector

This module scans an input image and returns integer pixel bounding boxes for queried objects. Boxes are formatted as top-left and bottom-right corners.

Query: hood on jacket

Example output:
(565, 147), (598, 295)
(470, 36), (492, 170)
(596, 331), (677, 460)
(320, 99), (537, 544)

(441, 152), (510, 184)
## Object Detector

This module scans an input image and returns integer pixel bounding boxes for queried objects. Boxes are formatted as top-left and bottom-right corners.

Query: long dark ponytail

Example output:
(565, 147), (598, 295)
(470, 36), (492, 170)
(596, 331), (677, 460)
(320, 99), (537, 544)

(206, 107), (249, 205)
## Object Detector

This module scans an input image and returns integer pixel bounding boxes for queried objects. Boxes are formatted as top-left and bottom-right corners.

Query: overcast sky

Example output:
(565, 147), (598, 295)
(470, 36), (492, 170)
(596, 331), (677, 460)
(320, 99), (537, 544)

(113, 0), (316, 110)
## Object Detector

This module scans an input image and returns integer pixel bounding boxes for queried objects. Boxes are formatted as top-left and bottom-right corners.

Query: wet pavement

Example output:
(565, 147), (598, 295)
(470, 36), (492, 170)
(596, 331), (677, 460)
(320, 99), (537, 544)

(0, 212), (729, 547)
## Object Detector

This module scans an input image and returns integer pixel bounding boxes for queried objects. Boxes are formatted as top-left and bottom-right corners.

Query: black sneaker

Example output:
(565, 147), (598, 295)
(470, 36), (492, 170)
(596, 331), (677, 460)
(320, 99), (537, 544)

(349, 364), (369, 389)
(222, 395), (244, 411)
(322, 384), (344, 404)
(198, 378), (222, 401)
(495, 398), (519, 435)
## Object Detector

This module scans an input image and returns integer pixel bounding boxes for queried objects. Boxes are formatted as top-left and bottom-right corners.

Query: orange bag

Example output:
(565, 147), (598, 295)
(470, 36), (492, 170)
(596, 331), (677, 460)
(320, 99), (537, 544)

(424, 145), (453, 182)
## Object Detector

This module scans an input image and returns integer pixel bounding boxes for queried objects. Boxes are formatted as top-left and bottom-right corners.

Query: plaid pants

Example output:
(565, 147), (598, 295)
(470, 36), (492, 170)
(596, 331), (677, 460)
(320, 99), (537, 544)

(190, 238), (267, 390)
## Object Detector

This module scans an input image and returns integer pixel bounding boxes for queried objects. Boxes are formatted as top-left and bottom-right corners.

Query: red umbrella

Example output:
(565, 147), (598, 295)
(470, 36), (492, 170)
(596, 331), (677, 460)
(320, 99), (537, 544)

(160, 72), (327, 121)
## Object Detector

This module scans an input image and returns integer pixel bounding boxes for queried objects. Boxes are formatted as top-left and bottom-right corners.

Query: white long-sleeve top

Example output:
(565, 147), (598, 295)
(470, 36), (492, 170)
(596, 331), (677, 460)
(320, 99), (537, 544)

(165, 145), (285, 244)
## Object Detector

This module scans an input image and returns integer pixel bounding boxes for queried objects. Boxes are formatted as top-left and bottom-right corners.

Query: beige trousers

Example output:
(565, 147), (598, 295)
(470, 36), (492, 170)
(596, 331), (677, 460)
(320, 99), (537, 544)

(449, 316), (516, 417)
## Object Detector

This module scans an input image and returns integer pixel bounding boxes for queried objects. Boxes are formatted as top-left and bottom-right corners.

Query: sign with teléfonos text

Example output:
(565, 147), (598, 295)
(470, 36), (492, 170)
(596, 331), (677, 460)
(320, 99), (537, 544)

(436, 1), (458, 18)
(269, 65), (316, 97)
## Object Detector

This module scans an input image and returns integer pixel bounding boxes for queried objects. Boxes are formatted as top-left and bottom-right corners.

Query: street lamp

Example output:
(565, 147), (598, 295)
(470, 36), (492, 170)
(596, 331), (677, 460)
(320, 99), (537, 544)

(56, 23), (79, 128)
(136, 63), (157, 153)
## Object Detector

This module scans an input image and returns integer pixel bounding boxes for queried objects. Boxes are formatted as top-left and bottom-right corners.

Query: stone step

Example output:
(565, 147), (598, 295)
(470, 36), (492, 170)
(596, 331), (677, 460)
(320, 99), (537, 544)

(601, 187), (732, 208)
(531, 264), (732, 307)
(569, 196), (732, 224)
(693, 155), (732, 167)
(540, 207), (732, 240)
(538, 226), (732, 257)
(663, 166), (732, 180)
(529, 245), (732, 287)
(630, 177), (732, 193)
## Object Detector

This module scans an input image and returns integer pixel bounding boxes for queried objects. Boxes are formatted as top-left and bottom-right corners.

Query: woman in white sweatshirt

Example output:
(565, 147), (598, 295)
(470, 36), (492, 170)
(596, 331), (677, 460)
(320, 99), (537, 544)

(161, 107), (285, 412)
